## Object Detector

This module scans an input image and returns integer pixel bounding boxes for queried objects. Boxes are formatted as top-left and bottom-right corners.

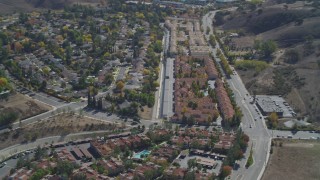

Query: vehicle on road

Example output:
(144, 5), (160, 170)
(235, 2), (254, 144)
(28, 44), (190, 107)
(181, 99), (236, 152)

(250, 124), (252, 128)
(0, 162), (7, 168)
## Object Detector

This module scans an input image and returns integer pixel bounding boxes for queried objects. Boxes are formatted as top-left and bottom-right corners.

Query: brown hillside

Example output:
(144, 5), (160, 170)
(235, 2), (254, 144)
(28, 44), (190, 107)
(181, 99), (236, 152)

(0, 0), (106, 14)
(0, 0), (35, 14)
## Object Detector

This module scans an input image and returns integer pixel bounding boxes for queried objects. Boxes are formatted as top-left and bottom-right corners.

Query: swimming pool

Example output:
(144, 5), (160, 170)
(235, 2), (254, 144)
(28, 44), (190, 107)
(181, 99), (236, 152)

(133, 150), (151, 159)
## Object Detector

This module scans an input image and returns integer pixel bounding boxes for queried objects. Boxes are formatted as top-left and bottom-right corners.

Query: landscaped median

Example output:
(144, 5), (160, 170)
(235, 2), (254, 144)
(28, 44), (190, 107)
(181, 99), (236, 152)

(245, 145), (254, 168)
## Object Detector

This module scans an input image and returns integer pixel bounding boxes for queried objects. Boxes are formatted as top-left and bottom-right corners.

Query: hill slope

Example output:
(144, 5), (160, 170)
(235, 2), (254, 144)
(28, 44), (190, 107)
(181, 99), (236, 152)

(0, 0), (35, 14)
(0, 0), (105, 14)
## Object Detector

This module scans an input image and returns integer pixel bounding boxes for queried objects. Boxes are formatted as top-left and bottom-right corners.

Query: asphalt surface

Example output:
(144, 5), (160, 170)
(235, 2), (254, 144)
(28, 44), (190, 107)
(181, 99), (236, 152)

(152, 28), (168, 121)
(158, 28), (172, 119)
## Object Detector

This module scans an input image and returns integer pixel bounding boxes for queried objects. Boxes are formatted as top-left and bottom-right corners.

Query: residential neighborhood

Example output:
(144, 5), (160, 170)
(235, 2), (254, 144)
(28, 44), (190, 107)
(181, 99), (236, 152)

(1, 0), (320, 180)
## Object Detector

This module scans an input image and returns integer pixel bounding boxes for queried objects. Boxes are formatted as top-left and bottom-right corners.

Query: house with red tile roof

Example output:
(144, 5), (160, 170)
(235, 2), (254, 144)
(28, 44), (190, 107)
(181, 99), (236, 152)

(215, 79), (235, 120)
(98, 158), (124, 176)
(171, 56), (220, 125)
(8, 168), (34, 180)
(55, 148), (76, 163)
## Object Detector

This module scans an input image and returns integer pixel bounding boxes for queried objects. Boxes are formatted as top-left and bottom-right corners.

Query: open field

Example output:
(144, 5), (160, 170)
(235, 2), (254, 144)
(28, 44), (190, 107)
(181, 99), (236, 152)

(0, 93), (51, 120)
(262, 139), (320, 180)
(0, 113), (121, 149)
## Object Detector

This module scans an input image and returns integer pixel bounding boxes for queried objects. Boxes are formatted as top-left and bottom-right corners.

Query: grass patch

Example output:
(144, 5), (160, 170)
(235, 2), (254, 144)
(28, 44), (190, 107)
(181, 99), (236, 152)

(235, 60), (269, 73)
(245, 146), (254, 168)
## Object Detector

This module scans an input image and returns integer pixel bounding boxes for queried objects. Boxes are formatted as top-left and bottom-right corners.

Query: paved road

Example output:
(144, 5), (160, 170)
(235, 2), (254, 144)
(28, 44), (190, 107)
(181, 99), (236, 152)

(202, 10), (271, 180)
(152, 28), (168, 120)
(158, 28), (174, 119)
(0, 129), (132, 178)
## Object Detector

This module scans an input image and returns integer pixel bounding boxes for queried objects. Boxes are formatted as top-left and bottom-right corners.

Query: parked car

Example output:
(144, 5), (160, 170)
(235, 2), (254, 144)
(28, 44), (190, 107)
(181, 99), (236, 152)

(0, 162), (7, 168)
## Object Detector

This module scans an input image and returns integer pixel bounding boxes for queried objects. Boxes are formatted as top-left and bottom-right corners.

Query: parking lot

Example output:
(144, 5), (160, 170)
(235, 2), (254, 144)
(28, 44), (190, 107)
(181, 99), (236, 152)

(175, 152), (223, 176)
(255, 95), (295, 118)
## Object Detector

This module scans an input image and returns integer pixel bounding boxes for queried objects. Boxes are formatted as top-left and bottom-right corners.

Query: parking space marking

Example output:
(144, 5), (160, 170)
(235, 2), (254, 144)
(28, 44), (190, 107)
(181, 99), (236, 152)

(252, 139), (257, 150)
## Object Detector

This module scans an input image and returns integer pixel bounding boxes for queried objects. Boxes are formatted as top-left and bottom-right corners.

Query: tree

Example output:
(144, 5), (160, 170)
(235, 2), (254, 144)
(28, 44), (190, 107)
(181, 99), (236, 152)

(29, 169), (49, 180)
(65, 46), (72, 65)
(269, 112), (279, 128)
(153, 40), (163, 53)
(56, 161), (76, 177)
(187, 158), (197, 169)
(34, 146), (47, 161)
(220, 165), (232, 178)
(269, 112), (278, 122)
(0, 77), (8, 91)
(258, 40), (277, 58)
(116, 81), (125, 91)
(104, 73), (114, 86)
(245, 147), (254, 168)
(284, 50), (300, 64)
(185, 171), (196, 180)
(206, 27), (210, 34)
(72, 173), (87, 180)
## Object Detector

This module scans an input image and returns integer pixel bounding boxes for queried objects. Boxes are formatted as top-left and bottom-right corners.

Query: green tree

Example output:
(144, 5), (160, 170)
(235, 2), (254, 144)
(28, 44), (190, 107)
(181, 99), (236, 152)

(255, 40), (277, 58)
(268, 112), (279, 128)
(34, 146), (47, 161)
(29, 169), (49, 180)
(56, 160), (76, 177)
(153, 40), (163, 53)
(72, 173), (87, 180)
(104, 73), (114, 86)
(187, 158), (197, 169)
(284, 50), (300, 64)
(245, 147), (254, 168)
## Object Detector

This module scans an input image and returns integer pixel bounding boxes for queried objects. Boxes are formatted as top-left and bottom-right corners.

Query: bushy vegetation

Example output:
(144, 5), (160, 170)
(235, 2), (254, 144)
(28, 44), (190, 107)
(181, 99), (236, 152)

(267, 112), (279, 129)
(269, 67), (305, 96)
(217, 49), (233, 76)
(223, 129), (249, 166)
(254, 40), (277, 59)
(208, 34), (216, 47)
(235, 60), (269, 72)
(124, 89), (155, 108)
(284, 49), (300, 64)
(245, 147), (254, 168)
(0, 111), (18, 126)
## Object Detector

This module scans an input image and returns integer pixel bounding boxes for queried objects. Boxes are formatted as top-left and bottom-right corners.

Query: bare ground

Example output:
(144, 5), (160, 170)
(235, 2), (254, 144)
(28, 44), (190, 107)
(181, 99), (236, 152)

(0, 93), (52, 120)
(0, 113), (120, 149)
(262, 139), (320, 180)
(138, 106), (152, 120)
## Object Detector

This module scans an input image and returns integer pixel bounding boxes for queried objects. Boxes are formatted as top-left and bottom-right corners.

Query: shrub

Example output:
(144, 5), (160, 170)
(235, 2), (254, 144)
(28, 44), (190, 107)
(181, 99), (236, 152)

(235, 60), (269, 73)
